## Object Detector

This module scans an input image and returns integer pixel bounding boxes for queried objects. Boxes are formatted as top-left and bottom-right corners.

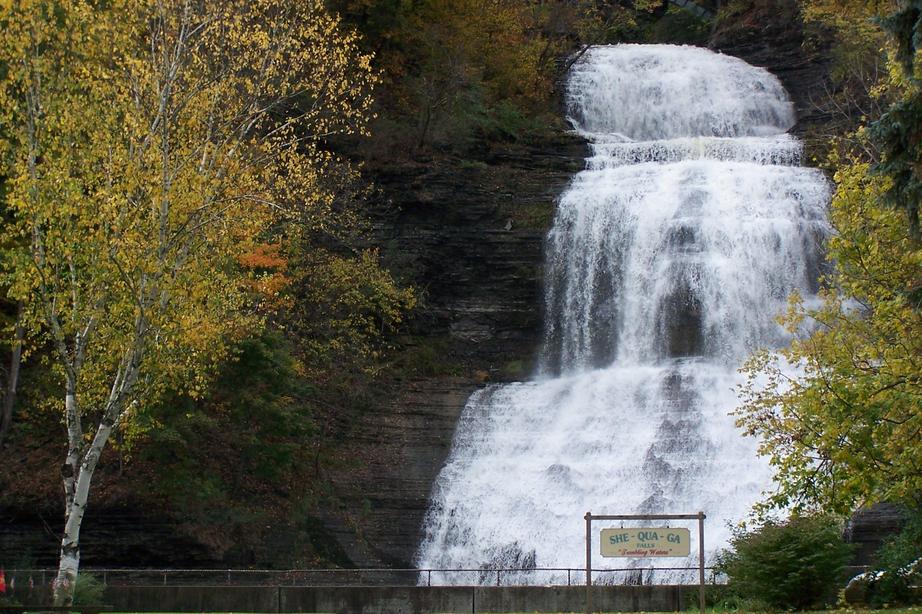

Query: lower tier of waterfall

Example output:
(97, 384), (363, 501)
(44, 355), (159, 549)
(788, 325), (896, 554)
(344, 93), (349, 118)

(416, 361), (771, 584)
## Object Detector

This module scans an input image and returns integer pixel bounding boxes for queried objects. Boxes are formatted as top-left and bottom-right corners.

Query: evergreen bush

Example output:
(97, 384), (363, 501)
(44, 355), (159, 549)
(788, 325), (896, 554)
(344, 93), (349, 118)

(715, 515), (854, 610)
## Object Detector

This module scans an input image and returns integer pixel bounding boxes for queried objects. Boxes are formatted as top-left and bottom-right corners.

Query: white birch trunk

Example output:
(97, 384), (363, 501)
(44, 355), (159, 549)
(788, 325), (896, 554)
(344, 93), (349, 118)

(54, 385), (82, 606)
(53, 346), (141, 606)
(54, 377), (85, 606)
(53, 415), (117, 606)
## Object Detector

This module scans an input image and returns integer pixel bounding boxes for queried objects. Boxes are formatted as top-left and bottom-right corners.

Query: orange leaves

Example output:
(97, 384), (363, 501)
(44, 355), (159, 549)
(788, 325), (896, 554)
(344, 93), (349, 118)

(238, 243), (292, 312)
(238, 243), (288, 272)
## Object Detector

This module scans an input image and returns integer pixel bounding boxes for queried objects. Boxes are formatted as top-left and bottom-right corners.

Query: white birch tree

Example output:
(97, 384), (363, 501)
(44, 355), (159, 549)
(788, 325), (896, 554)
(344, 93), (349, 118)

(0, 0), (376, 604)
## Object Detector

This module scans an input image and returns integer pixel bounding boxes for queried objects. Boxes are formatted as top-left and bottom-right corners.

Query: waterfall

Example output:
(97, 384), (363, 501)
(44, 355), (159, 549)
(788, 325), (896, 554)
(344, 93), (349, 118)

(416, 44), (830, 585)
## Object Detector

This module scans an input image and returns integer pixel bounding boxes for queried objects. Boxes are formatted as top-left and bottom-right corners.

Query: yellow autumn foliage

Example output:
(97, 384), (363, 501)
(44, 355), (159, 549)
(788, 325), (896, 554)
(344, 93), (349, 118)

(0, 0), (379, 601)
(0, 0), (377, 416)
(732, 0), (922, 517)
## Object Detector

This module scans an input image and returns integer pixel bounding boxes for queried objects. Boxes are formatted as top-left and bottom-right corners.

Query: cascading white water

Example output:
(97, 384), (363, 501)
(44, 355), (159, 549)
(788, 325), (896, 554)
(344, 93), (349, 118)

(416, 44), (831, 585)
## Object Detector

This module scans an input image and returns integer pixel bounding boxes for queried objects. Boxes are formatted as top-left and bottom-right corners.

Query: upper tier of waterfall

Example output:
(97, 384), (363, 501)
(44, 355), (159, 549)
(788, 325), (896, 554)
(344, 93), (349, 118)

(542, 45), (829, 373)
(416, 44), (830, 585)
(566, 45), (795, 140)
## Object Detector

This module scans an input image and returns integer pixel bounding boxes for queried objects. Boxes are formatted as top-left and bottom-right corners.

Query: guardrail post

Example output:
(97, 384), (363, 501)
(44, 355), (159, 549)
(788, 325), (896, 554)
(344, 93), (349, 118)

(427, 570), (431, 587)
(698, 512), (706, 614)
(585, 511), (592, 614)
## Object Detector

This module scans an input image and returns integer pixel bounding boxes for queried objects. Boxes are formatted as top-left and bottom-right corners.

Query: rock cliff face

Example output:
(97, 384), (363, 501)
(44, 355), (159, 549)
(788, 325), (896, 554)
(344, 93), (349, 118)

(709, 2), (833, 138)
(370, 139), (587, 371)
(319, 134), (588, 568)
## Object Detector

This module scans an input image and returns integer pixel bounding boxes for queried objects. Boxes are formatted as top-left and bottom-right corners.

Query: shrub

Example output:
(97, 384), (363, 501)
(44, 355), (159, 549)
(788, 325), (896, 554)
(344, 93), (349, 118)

(715, 515), (854, 610)
(73, 572), (105, 606)
(867, 510), (922, 606)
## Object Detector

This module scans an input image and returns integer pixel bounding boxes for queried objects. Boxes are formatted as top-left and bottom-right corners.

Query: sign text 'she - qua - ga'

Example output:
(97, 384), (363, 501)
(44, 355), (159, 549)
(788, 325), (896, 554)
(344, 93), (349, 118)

(599, 527), (691, 557)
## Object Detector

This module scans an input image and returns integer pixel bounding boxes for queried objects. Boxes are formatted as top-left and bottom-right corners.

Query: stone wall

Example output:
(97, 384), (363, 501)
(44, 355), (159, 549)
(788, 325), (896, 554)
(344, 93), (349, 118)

(100, 584), (692, 613)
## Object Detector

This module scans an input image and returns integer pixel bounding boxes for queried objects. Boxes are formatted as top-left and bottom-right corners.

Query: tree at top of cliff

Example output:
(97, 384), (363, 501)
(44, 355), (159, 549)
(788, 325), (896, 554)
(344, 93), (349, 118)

(329, 0), (665, 152)
(806, 0), (922, 234)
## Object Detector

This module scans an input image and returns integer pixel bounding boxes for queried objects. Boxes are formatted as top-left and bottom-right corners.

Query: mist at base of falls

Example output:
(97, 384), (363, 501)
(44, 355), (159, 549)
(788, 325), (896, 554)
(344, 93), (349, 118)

(415, 44), (831, 584)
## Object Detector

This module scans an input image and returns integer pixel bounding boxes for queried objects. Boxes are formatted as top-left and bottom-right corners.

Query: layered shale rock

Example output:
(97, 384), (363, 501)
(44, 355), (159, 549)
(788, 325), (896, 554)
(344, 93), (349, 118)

(320, 134), (588, 567)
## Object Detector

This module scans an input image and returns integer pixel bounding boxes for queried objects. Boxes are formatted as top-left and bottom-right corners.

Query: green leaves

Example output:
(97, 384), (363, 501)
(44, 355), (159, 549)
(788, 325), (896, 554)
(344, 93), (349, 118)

(715, 515), (854, 610)
(738, 163), (922, 515)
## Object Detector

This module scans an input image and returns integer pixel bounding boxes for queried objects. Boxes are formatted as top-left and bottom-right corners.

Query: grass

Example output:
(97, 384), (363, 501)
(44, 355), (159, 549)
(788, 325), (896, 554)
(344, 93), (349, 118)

(516, 610), (922, 614)
(695, 609), (922, 614)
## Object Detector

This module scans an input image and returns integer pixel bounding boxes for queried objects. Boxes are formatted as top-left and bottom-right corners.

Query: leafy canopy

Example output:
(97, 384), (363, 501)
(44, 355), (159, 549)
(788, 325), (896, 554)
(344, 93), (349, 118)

(0, 0), (380, 602)
(0, 0), (377, 426)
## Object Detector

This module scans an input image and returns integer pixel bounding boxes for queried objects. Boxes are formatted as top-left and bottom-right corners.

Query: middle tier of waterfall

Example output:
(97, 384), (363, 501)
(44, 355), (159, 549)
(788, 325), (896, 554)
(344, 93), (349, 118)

(541, 151), (829, 373)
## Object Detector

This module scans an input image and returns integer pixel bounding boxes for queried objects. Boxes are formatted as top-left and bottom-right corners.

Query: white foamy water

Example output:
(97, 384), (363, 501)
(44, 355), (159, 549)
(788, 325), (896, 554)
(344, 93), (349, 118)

(586, 136), (803, 170)
(416, 45), (830, 585)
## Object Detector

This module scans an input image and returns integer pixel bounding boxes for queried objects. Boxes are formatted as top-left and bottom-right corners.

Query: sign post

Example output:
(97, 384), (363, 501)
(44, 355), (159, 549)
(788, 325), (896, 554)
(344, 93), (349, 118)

(585, 512), (592, 614)
(583, 512), (706, 614)
(698, 511), (705, 614)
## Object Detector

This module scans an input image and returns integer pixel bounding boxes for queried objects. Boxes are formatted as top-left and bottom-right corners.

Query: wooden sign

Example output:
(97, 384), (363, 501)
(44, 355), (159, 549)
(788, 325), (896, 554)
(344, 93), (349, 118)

(600, 527), (691, 557)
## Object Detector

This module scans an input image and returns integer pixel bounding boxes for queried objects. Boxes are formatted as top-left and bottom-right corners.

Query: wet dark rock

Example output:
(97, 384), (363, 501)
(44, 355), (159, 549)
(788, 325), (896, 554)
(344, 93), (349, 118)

(845, 503), (909, 567)
(658, 274), (705, 358)
(709, 1), (835, 140)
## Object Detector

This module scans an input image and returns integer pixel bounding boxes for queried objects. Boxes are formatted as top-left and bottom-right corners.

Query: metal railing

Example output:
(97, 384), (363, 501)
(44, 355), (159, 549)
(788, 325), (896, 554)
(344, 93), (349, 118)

(3, 567), (724, 588)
